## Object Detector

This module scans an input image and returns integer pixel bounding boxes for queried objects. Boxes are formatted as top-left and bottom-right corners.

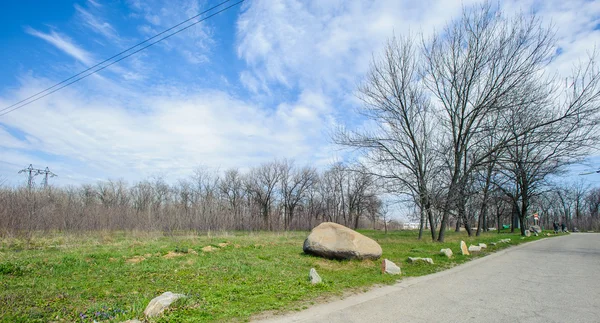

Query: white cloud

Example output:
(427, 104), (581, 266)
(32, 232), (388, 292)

(25, 27), (94, 66)
(74, 4), (120, 41)
(0, 76), (333, 185)
(236, 0), (600, 95)
(128, 0), (214, 63)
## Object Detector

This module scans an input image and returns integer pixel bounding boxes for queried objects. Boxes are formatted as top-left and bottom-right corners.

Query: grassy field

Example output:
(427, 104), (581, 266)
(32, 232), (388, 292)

(0, 229), (555, 322)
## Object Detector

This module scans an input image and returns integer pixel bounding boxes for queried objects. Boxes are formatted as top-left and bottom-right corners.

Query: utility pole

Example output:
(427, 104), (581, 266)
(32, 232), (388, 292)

(18, 164), (42, 190)
(40, 167), (57, 189)
(18, 164), (57, 190)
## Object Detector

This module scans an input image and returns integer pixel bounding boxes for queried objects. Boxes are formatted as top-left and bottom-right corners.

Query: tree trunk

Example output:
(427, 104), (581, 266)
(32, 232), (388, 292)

(427, 206), (437, 241)
(418, 207), (425, 240)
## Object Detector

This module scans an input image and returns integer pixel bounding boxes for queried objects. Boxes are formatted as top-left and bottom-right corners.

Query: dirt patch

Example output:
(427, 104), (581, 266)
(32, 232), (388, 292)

(126, 256), (145, 263)
(202, 246), (218, 252)
(163, 251), (186, 259)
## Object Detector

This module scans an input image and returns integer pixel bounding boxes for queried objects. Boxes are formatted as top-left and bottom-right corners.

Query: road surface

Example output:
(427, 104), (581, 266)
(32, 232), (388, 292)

(256, 234), (600, 323)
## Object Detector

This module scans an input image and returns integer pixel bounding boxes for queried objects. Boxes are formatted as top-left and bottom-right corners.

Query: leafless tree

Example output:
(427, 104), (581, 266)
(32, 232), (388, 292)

(245, 161), (283, 230)
(280, 160), (318, 230)
(335, 35), (438, 240)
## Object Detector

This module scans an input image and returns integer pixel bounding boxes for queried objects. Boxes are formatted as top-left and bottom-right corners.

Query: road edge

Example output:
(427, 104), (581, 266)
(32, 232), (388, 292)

(253, 235), (568, 322)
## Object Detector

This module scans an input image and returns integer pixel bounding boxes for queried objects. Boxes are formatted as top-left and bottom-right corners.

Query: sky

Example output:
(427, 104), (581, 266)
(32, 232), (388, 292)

(0, 0), (599, 187)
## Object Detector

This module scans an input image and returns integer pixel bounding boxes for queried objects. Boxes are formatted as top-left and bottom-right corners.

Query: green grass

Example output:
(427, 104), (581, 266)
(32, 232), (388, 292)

(0, 229), (558, 322)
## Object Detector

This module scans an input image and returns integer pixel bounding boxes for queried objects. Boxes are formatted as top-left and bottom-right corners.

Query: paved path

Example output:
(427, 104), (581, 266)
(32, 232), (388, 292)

(256, 234), (600, 323)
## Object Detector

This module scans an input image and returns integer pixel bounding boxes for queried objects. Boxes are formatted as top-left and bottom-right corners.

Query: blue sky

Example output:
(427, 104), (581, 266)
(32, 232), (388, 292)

(1, 0), (599, 187)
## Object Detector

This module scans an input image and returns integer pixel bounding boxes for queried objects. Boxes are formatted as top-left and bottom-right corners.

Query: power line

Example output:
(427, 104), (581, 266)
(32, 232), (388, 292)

(0, 0), (244, 117)
(0, 0), (233, 115)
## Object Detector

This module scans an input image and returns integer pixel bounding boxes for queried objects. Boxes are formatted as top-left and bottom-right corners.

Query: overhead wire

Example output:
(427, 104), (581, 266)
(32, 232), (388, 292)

(0, 0), (244, 117)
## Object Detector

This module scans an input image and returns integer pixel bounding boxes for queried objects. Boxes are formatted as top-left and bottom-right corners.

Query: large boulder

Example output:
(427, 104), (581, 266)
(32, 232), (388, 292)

(303, 222), (382, 260)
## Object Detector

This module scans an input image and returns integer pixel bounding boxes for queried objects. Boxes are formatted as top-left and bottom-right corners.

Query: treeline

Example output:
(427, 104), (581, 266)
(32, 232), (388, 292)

(0, 161), (388, 236)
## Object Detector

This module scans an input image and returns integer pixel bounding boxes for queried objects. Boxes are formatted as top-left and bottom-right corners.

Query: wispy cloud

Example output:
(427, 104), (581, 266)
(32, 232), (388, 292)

(24, 27), (93, 66)
(74, 4), (120, 41)
(87, 0), (102, 8)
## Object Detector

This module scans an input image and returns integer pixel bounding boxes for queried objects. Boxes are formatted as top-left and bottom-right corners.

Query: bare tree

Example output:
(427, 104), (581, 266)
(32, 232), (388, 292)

(335, 35), (438, 240)
(245, 161), (283, 230)
(280, 160), (318, 230)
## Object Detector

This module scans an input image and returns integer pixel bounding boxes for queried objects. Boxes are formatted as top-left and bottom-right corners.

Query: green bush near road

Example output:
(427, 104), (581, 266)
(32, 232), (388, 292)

(0, 230), (554, 322)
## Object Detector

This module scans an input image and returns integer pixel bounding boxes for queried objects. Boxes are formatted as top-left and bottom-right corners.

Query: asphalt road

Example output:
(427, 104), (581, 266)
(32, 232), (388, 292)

(256, 234), (600, 323)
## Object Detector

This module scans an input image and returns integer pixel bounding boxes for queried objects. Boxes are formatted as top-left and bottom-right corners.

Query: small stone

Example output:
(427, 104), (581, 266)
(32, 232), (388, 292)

(382, 259), (401, 275)
(546, 233), (552, 236)
(309, 268), (322, 284)
(529, 225), (542, 234)
(121, 320), (143, 323)
(144, 292), (185, 317)
(408, 257), (435, 265)
(460, 241), (470, 255)
(534, 232), (538, 236)
(490, 242), (497, 246)
(478, 243), (487, 249)
(525, 230), (531, 237)
(440, 248), (453, 258)
(468, 245), (482, 252)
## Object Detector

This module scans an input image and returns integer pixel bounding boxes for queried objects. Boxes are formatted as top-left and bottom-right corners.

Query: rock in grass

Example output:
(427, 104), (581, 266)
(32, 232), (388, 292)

(460, 241), (470, 255)
(120, 320), (143, 323)
(478, 243), (487, 249)
(303, 222), (382, 260)
(440, 248), (453, 258)
(468, 245), (482, 252)
(381, 259), (401, 275)
(529, 225), (542, 234)
(144, 292), (185, 317)
(309, 268), (322, 284)
(408, 257), (434, 265)
(525, 230), (531, 237)
(490, 242), (497, 246)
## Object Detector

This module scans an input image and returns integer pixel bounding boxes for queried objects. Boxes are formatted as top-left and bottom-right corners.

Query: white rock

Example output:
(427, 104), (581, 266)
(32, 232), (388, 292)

(440, 248), (453, 258)
(525, 230), (531, 237)
(382, 259), (401, 275)
(121, 320), (143, 323)
(309, 268), (322, 284)
(144, 292), (185, 317)
(478, 243), (487, 249)
(468, 245), (482, 252)
(490, 242), (497, 246)
(408, 257), (435, 265)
